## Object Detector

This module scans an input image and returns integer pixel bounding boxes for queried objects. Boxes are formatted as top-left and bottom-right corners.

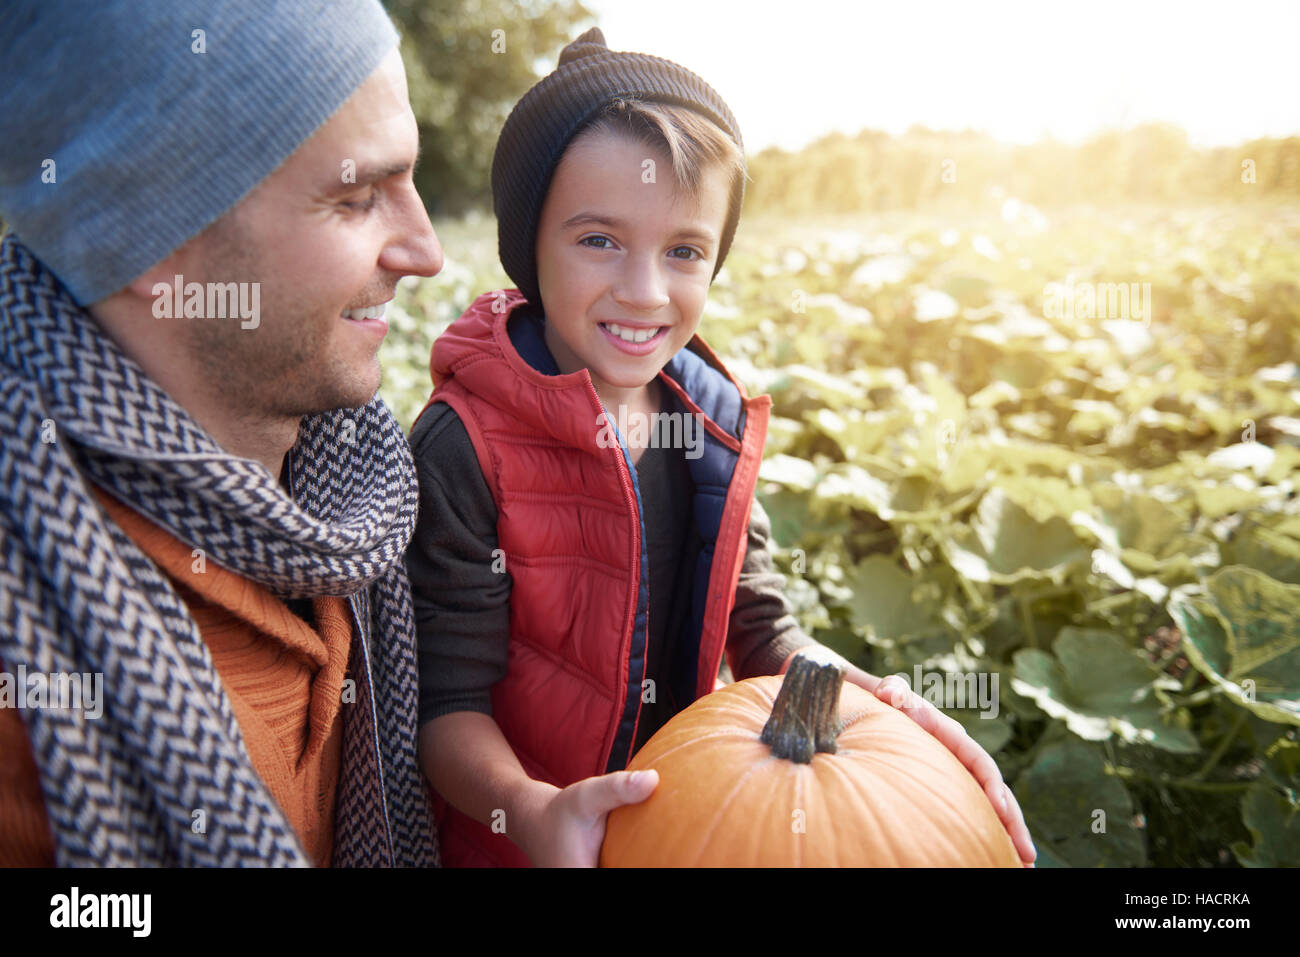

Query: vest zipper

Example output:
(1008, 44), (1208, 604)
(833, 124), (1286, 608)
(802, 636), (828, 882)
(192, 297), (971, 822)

(586, 382), (647, 773)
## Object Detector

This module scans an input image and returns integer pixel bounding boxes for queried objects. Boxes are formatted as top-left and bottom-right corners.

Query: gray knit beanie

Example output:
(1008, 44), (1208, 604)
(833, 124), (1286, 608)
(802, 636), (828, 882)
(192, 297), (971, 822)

(0, 0), (400, 305)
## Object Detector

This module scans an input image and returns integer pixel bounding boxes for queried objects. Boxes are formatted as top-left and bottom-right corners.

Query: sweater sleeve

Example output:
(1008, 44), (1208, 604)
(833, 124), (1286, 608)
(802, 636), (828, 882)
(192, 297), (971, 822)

(0, 673), (55, 866)
(406, 402), (512, 728)
(725, 496), (820, 680)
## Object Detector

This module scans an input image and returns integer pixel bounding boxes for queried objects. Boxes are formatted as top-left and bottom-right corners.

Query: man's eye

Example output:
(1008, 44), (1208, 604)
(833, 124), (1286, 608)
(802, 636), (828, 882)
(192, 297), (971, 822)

(342, 191), (378, 212)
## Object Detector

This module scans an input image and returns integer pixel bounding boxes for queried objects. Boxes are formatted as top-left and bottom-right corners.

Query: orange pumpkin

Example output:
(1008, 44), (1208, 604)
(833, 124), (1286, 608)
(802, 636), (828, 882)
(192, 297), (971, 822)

(601, 648), (1021, 867)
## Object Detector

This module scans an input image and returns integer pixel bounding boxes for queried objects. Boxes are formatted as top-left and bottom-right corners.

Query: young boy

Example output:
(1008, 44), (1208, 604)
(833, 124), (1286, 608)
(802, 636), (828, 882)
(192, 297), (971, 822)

(406, 28), (1033, 868)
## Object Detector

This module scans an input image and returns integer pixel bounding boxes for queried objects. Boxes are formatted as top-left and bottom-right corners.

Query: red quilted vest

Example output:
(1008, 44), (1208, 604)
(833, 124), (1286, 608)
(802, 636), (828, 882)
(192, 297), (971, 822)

(416, 290), (770, 867)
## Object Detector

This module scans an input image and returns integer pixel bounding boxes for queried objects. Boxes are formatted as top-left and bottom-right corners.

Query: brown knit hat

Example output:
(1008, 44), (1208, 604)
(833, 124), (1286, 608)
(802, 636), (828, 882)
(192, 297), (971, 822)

(490, 27), (745, 305)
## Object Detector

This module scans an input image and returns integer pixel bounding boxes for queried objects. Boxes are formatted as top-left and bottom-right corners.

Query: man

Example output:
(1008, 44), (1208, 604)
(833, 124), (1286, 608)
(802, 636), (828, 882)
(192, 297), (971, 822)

(0, 0), (442, 865)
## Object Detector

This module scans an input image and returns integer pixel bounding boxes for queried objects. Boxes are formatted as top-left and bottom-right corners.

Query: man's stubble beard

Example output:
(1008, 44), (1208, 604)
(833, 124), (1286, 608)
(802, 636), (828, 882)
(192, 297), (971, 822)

(180, 298), (381, 420)
(183, 217), (384, 421)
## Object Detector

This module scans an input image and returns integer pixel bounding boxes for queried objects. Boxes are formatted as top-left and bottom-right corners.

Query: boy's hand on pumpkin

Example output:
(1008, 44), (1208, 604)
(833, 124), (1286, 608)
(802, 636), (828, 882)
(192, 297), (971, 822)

(516, 769), (659, 867)
(866, 671), (1036, 868)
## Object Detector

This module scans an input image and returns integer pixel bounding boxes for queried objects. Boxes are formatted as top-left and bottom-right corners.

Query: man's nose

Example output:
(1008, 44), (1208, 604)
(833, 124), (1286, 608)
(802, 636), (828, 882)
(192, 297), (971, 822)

(380, 181), (443, 279)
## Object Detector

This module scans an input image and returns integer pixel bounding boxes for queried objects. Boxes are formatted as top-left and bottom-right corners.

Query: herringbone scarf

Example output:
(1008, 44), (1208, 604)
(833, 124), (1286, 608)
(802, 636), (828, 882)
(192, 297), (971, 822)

(0, 233), (437, 866)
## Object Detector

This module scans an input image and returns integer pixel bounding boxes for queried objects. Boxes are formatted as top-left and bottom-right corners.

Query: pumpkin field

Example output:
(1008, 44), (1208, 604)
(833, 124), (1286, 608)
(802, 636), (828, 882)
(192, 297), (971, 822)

(378, 202), (1300, 868)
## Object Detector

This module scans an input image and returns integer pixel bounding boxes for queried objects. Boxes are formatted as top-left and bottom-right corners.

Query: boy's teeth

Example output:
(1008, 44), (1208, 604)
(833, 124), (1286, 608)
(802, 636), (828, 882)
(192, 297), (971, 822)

(342, 303), (387, 320)
(605, 322), (658, 343)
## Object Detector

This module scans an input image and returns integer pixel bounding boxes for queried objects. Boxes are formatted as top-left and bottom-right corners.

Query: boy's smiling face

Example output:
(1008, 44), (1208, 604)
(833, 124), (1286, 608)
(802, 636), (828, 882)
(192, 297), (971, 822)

(534, 126), (731, 406)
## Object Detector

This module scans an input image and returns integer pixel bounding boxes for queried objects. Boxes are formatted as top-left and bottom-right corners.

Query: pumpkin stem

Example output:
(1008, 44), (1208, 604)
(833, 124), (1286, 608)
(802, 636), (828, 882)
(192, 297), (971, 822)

(760, 647), (845, 763)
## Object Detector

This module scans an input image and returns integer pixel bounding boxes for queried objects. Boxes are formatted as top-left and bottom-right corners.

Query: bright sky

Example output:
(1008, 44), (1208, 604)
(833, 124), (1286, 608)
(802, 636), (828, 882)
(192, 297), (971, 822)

(582, 0), (1300, 152)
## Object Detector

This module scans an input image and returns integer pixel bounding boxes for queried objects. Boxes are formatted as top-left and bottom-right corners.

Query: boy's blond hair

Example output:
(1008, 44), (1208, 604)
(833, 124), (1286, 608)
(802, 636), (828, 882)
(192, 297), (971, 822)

(582, 97), (747, 203)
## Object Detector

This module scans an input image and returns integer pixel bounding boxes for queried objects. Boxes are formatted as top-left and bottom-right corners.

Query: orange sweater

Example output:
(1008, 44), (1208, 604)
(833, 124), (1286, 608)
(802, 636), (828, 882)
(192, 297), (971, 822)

(0, 485), (351, 866)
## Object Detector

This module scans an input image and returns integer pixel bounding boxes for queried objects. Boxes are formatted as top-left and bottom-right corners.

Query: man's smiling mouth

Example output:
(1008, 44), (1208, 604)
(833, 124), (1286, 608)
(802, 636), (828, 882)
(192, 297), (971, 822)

(342, 301), (389, 321)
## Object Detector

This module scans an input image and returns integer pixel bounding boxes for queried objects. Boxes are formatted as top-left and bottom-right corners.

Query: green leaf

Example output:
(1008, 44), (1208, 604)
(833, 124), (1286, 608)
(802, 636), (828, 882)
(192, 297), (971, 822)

(813, 463), (895, 515)
(1011, 628), (1200, 752)
(1067, 399), (1125, 435)
(968, 380), (1021, 410)
(1078, 483), (1217, 577)
(944, 487), (1091, 584)
(765, 363), (867, 406)
(990, 350), (1053, 392)
(1231, 782), (1300, 866)
(999, 475), (1092, 526)
(1015, 737), (1146, 867)
(1193, 481), (1270, 520)
(812, 624), (868, 668)
(935, 439), (999, 494)
(758, 453), (819, 491)
(783, 575), (832, 635)
(805, 407), (902, 460)
(840, 555), (944, 643)
(1169, 566), (1300, 726)
(940, 273), (993, 308)
(755, 486), (848, 549)
(1229, 525), (1300, 585)
(760, 416), (807, 457)
(1207, 441), (1275, 478)
(948, 707), (1013, 755)
(1274, 515), (1300, 538)
(1262, 733), (1300, 794)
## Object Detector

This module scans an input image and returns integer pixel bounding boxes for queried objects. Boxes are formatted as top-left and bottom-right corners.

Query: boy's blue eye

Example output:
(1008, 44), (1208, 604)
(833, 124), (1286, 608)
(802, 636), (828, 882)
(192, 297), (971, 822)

(670, 246), (702, 261)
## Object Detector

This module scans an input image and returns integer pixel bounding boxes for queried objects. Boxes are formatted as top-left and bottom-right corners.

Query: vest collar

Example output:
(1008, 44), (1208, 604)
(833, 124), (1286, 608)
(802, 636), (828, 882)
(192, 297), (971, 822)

(506, 305), (562, 377)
